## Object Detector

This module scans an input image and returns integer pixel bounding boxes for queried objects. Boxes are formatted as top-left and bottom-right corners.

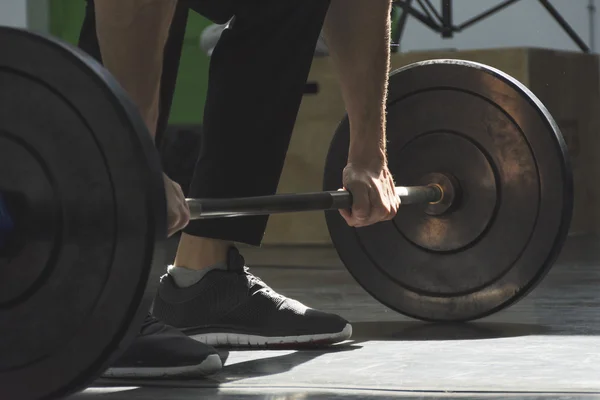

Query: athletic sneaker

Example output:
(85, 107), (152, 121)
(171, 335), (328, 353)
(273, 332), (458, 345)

(152, 247), (352, 348)
(102, 314), (222, 378)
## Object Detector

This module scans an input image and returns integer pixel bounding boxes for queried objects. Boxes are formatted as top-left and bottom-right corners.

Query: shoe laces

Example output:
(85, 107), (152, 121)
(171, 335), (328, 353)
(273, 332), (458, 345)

(244, 266), (267, 287)
(243, 267), (285, 301)
(228, 247), (282, 299)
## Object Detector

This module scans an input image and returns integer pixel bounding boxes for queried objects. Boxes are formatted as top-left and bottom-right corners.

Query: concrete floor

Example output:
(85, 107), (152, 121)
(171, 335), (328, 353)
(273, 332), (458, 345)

(72, 235), (600, 400)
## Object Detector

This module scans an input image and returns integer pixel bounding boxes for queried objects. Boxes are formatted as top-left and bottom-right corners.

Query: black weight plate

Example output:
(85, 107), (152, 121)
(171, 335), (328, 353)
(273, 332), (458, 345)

(0, 28), (166, 399)
(324, 59), (573, 322)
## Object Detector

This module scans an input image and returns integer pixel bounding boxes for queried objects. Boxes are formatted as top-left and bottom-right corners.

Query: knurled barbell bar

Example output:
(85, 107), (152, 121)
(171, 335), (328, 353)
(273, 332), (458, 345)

(0, 27), (573, 400)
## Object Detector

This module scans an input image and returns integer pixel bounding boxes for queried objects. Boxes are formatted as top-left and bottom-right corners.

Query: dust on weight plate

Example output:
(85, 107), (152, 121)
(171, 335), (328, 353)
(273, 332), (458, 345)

(0, 27), (166, 400)
(323, 59), (573, 322)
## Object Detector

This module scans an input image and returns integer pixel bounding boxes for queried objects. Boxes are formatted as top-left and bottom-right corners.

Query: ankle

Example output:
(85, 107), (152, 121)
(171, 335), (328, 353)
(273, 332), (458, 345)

(174, 234), (233, 271)
(167, 263), (227, 288)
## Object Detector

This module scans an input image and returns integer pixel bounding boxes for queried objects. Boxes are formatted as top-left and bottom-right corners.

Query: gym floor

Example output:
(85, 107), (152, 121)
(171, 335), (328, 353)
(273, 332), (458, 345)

(72, 235), (600, 400)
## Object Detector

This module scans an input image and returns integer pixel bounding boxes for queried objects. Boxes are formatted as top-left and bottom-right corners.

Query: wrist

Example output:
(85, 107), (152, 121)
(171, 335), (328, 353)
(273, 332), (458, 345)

(348, 145), (387, 168)
(348, 126), (386, 159)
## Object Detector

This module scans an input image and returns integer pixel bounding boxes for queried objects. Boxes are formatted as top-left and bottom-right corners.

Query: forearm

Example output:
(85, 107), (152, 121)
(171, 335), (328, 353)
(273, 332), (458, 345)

(323, 0), (392, 164)
(94, 0), (177, 138)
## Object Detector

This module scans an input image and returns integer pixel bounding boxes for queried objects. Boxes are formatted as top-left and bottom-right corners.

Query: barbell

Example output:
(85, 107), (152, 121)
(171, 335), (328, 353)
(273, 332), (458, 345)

(0, 27), (573, 400)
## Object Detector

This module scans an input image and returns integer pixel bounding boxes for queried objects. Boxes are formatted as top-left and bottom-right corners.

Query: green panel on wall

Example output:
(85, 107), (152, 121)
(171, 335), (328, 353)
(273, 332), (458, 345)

(48, 0), (85, 44)
(48, 0), (211, 124)
(171, 12), (213, 124)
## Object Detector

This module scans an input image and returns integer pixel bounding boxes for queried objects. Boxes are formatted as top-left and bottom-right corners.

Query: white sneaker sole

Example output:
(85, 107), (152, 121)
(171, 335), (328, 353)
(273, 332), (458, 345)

(101, 353), (222, 379)
(190, 323), (352, 348)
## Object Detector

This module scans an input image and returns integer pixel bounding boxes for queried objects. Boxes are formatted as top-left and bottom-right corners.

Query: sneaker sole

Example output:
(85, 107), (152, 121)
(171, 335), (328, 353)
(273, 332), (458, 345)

(101, 354), (222, 379)
(189, 323), (352, 348)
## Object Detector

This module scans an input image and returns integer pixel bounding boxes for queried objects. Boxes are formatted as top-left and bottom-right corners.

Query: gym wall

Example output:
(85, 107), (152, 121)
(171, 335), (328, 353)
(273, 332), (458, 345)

(47, 0), (212, 125)
(0, 2), (28, 28)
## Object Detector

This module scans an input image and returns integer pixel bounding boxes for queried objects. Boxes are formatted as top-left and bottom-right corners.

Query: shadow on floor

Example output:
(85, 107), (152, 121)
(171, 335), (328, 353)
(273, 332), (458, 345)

(95, 343), (362, 390)
(350, 321), (551, 342)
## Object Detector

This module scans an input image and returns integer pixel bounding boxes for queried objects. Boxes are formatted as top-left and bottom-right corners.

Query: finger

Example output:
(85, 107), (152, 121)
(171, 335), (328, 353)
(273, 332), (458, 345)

(179, 203), (191, 228)
(336, 188), (359, 226)
(371, 190), (396, 224)
(386, 182), (399, 221)
(339, 208), (358, 227)
(167, 211), (181, 238)
(363, 182), (391, 225)
(171, 181), (185, 200)
(174, 182), (185, 198)
(383, 177), (399, 219)
(167, 222), (177, 238)
(168, 216), (188, 238)
(386, 201), (398, 220)
(334, 188), (353, 226)
(347, 184), (371, 226)
(384, 201), (397, 221)
(177, 186), (191, 222)
(393, 185), (401, 212)
(169, 202), (189, 234)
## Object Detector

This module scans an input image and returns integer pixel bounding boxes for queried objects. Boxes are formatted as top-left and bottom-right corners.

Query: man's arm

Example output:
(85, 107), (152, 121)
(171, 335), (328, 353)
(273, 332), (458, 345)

(94, 0), (177, 137)
(323, 0), (398, 227)
(323, 0), (392, 165)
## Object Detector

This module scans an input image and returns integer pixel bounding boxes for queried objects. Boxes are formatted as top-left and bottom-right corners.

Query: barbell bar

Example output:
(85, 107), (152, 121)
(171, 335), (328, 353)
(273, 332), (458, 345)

(0, 185), (444, 244)
(184, 185), (443, 219)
